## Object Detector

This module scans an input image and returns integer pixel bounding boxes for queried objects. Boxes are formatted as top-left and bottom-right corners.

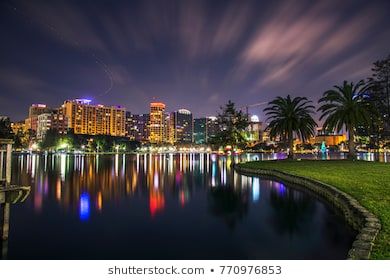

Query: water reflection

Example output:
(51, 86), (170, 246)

(79, 193), (90, 221)
(12, 151), (388, 220)
(269, 183), (316, 236)
(7, 152), (361, 259)
(208, 187), (249, 230)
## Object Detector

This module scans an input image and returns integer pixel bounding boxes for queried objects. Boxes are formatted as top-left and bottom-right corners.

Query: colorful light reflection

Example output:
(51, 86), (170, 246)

(252, 178), (260, 202)
(79, 193), (90, 221)
(149, 192), (165, 217)
(275, 182), (287, 196)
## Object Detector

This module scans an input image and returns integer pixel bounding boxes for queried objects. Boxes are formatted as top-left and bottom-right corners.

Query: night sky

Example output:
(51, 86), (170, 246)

(1, 0), (389, 121)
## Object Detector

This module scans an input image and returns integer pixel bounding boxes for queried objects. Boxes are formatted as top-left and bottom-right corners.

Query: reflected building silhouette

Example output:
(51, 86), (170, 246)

(207, 187), (249, 230)
(268, 182), (316, 236)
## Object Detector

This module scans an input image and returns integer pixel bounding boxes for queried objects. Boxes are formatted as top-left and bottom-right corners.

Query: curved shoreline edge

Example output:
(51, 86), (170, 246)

(233, 164), (381, 260)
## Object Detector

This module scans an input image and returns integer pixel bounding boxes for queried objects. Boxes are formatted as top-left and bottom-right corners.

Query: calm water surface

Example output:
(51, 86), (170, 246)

(2, 153), (358, 259)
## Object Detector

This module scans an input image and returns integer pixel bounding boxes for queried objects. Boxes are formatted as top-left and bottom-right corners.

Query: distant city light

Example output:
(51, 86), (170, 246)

(250, 115), (260, 122)
(75, 98), (92, 105)
(178, 109), (191, 114)
(32, 104), (47, 108)
(30, 143), (39, 150)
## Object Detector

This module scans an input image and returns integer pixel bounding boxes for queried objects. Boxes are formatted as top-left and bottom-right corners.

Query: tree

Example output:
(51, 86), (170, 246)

(40, 129), (60, 150)
(213, 100), (249, 148)
(264, 95), (316, 159)
(318, 80), (371, 159)
(369, 54), (390, 139)
(0, 116), (12, 139)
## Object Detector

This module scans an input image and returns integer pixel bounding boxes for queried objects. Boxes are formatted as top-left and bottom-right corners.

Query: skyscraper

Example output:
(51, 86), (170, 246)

(149, 102), (165, 144)
(170, 109), (193, 144)
(130, 114), (150, 142)
(125, 111), (133, 139)
(193, 118), (207, 144)
(164, 113), (172, 144)
(206, 116), (219, 143)
(62, 99), (125, 136)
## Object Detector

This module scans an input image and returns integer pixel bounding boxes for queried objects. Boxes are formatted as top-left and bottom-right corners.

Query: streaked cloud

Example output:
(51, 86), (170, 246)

(238, 0), (387, 89)
(1, 0), (389, 120)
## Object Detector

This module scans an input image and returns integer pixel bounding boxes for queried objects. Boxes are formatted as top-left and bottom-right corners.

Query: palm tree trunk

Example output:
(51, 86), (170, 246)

(348, 127), (356, 160)
(288, 131), (294, 159)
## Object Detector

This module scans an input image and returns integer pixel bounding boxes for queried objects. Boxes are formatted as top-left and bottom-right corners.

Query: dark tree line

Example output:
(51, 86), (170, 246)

(39, 129), (141, 152)
(366, 54), (390, 143)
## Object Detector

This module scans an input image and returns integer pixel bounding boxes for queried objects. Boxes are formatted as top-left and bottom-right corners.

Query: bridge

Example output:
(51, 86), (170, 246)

(0, 139), (31, 259)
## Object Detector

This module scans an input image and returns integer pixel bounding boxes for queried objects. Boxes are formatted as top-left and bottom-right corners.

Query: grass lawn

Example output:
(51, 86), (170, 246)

(239, 160), (390, 259)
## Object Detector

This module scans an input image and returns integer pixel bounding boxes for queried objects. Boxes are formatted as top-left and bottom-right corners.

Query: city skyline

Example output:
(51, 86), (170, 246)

(1, 0), (390, 121)
(9, 97), (245, 122)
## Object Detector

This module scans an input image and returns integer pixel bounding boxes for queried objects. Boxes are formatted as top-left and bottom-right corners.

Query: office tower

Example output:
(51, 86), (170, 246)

(170, 109), (193, 144)
(129, 114), (149, 142)
(206, 116), (219, 143)
(125, 111), (133, 139)
(193, 118), (207, 144)
(164, 113), (172, 144)
(149, 102), (165, 144)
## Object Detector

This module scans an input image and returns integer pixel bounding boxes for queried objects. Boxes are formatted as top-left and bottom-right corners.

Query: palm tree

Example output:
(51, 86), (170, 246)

(318, 80), (371, 160)
(265, 95), (317, 159)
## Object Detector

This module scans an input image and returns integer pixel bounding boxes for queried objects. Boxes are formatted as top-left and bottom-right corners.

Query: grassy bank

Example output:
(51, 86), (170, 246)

(239, 160), (390, 259)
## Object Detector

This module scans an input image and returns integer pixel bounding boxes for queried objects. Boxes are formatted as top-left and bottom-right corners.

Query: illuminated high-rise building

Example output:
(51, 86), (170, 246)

(129, 113), (149, 142)
(170, 109), (193, 144)
(164, 113), (172, 144)
(25, 104), (50, 131)
(206, 116), (219, 143)
(36, 109), (68, 141)
(62, 99), (125, 136)
(149, 102), (165, 144)
(194, 118), (207, 144)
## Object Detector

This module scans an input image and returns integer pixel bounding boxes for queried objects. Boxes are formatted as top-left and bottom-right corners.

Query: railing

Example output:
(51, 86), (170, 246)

(0, 139), (13, 187)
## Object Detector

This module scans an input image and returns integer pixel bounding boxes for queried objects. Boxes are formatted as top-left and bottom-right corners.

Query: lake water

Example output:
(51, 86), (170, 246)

(1, 153), (358, 259)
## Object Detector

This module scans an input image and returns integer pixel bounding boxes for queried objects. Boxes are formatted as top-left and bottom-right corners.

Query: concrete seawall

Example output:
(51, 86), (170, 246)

(234, 164), (381, 260)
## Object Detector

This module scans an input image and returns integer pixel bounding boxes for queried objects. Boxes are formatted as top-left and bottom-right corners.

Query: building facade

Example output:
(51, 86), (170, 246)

(62, 99), (125, 136)
(170, 109), (193, 144)
(25, 104), (51, 131)
(36, 109), (68, 141)
(193, 118), (207, 144)
(149, 102), (166, 144)
(129, 114), (150, 142)
(247, 115), (262, 143)
(164, 114), (172, 144)
(206, 116), (219, 143)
